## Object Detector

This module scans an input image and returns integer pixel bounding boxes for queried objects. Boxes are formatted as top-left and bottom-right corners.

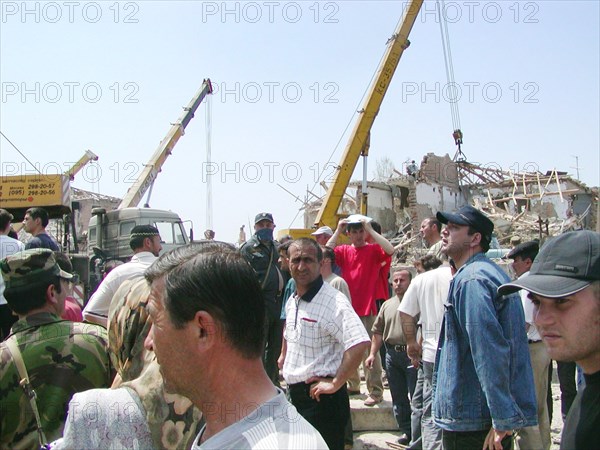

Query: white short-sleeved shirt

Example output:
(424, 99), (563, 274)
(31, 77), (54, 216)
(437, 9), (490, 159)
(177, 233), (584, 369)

(283, 279), (369, 385)
(0, 236), (24, 306)
(192, 389), (328, 449)
(83, 252), (157, 322)
(518, 271), (542, 341)
(398, 265), (452, 363)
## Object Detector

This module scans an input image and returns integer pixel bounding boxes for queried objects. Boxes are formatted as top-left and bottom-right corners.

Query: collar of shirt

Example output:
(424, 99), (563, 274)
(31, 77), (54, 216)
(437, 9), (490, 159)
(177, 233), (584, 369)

(11, 311), (63, 334)
(456, 251), (487, 273)
(131, 252), (158, 263)
(295, 275), (324, 303)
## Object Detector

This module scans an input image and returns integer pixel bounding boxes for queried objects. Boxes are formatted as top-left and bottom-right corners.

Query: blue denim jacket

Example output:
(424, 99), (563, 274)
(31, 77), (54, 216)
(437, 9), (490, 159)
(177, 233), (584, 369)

(432, 253), (537, 431)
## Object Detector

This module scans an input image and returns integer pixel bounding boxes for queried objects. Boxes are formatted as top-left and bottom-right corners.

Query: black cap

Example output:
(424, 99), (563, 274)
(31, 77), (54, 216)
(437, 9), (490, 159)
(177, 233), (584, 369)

(505, 240), (539, 260)
(130, 225), (160, 242)
(254, 213), (274, 224)
(498, 230), (600, 298)
(436, 205), (494, 243)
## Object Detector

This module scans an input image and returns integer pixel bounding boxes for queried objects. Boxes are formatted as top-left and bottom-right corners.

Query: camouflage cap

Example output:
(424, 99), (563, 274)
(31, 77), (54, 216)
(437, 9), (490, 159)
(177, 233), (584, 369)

(0, 248), (73, 289)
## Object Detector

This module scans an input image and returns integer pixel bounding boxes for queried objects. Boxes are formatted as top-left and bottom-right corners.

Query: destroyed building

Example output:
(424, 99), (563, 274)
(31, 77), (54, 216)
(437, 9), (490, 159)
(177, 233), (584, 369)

(304, 153), (598, 262)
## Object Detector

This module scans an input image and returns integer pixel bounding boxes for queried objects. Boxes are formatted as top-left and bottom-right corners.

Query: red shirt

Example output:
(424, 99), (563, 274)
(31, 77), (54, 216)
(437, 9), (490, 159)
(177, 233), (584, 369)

(334, 244), (389, 316)
(375, 255), (392, 302)
(61, 297), (83, 322)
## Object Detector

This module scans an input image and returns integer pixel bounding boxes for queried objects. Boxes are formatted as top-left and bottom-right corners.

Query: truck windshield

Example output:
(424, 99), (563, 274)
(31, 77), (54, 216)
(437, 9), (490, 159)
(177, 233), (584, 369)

(154, 221), (187, 245)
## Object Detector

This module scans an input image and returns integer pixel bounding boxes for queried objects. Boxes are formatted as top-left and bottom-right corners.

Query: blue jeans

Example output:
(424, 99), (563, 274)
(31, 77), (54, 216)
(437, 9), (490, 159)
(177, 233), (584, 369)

(421, 361), (443, 450)
(409, 365), (424, 449)
(386, 346), (417, 436)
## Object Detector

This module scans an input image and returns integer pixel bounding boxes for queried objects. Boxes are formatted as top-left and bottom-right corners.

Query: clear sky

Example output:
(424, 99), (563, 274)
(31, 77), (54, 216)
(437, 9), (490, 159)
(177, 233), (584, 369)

(1, 0), (598, 243)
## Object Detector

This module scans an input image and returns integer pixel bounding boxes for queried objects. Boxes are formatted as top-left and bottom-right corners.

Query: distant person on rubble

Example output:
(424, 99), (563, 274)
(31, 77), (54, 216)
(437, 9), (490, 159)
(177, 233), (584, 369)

(22, 207), (60, 251)
(499, 230), (600, 450)
(203, 229), (215, 240)
(407, 160), (418, 178)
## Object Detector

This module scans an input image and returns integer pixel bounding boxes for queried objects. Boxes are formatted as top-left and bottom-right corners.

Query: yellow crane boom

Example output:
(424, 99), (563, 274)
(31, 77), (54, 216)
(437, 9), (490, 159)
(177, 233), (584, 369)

(314, 0), (423, 229)
(118, 79), (213, 209)
(64, 149), (98, 180)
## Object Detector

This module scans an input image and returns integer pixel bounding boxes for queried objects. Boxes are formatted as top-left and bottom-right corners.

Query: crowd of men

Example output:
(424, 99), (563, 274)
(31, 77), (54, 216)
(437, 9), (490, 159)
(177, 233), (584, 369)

(0, 205), (598, 450)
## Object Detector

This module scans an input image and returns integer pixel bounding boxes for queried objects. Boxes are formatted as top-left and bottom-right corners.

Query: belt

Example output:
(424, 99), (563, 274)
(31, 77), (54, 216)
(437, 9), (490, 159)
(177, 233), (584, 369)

(391, 344), (407, 352)
(528, 339), (542, 344)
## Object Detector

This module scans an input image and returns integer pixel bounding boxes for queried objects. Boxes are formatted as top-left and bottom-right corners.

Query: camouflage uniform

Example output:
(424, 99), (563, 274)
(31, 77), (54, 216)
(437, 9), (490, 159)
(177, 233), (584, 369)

(0, 313), (112, 449)
(108, 277), (202, 450)
(0, 248), (113, 449)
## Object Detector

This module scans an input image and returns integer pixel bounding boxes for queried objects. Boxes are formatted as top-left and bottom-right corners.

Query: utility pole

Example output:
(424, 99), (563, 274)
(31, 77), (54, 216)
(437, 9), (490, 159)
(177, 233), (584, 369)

(570, 155), (580, 180)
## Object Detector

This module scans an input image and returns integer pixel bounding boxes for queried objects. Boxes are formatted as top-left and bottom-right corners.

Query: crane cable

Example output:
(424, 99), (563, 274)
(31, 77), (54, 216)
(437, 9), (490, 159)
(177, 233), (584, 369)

(437, 0), (466, 162)
(0, 131), (43, 174)
(205, 94), (213, 231)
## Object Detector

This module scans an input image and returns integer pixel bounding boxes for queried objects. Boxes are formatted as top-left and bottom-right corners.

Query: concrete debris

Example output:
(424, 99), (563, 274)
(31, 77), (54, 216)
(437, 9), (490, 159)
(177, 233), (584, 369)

(303, 153), (598, 265)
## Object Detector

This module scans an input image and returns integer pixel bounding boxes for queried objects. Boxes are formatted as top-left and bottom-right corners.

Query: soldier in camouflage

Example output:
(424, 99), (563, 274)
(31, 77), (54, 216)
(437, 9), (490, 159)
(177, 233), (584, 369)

(0, 248), (112, 449)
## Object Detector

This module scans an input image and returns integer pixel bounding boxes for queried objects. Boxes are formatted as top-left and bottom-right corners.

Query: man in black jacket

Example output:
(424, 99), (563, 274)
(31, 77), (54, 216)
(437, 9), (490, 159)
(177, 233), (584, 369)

(241, 212), (283, 385)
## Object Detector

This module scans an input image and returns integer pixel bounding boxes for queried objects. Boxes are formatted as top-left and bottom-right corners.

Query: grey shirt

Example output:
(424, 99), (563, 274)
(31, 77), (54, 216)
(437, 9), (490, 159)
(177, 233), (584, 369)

(192, 389), (327, 449)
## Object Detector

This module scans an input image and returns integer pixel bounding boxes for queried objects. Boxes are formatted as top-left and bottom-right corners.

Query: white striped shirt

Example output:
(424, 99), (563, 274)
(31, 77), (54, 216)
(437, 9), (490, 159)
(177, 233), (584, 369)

(192, 389), (327, 449)
(283, 280), (369, 385)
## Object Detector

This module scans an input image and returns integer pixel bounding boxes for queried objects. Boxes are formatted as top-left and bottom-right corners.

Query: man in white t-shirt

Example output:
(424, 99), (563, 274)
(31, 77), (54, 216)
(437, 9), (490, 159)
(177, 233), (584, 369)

(0, 209), (24, 339)
(83, 225), (162, 327)
(506, 240), (551, 450)
(399, 262), (452, 450)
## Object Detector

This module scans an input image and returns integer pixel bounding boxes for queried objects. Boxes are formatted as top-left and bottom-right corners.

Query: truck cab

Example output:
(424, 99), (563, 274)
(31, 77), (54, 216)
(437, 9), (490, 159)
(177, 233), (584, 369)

(87, 207), (189, 260)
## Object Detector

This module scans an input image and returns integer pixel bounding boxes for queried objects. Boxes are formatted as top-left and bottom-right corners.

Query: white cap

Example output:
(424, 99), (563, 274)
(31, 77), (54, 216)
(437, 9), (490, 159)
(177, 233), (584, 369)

(311, 226), (333, 236)
(346, 214), (373, 224)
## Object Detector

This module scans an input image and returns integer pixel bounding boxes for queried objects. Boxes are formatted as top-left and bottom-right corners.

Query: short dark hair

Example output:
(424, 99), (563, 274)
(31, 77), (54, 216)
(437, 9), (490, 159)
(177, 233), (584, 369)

(278, 240), (292, 255)
(289, 238), (323, 262)
(321, 245), (335, 265)
(0, 209), (13, 232)
(370, 221), (382, 235)
(144, 242), (266, 359)
(419, 254), (443, 271)
(468, 226), (491, 252)
(427, 217), (442, 233)
(515, 248), (539, 263)
(130, 225), (160, 250)
(25, 207), (50, 227)
(5, 276), (62, 315)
